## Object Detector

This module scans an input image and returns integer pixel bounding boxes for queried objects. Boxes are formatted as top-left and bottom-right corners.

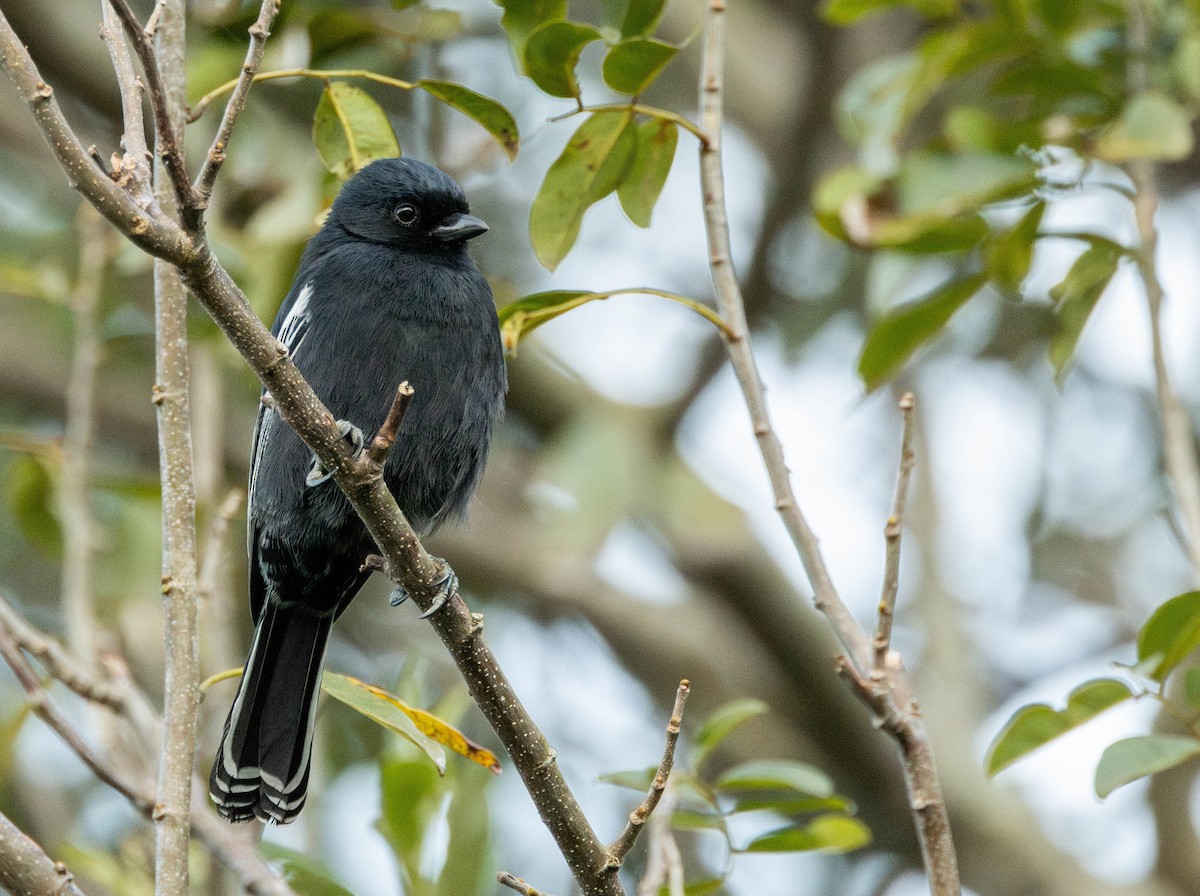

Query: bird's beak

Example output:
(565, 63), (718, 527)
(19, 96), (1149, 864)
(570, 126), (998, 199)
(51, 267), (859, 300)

(432, 212), (488, 243)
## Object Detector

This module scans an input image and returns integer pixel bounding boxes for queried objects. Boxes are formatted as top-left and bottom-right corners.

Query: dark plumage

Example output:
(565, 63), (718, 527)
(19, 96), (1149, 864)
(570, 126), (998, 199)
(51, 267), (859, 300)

(209, 158), (506, 824)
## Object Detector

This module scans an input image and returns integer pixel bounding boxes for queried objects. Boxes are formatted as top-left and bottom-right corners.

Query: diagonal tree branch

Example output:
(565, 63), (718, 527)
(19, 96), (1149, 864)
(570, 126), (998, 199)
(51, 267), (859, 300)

(0, 810), (90, 896)
(0, 9), (626, 894)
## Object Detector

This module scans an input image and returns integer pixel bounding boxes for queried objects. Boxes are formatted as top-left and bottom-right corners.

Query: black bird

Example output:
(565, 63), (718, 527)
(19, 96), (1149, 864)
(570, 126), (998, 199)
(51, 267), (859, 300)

(209, 158), (506, 824)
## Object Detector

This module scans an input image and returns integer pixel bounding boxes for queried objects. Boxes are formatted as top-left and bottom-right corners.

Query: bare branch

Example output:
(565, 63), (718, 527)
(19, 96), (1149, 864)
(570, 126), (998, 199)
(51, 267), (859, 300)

(607, 680), (690, 864)
(58, 206), (117, 664)
(1126, 0), (1200, 582)
(106, 0), (198, 218)
(697, 1), (958, 892)
(98, 0), (156, 211)
(634, 784), (684, 896)
(193, 0), (281, 206)
(874, 392), (916, 670)
(0, 11), (185, 259)
(367, 381), (416, 465)
(497, 872), (559, 896)
(0, 810), (89, 896)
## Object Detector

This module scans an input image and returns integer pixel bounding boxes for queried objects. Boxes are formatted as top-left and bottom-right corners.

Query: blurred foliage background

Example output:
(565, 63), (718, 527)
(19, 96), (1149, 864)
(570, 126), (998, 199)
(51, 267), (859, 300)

(2, 0), (1200, 894)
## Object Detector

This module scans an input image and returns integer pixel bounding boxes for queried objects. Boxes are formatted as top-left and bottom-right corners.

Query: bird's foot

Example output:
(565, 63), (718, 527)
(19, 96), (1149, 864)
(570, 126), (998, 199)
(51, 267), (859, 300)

(305, 420), (365, 487)
(389, 557), (458, 618)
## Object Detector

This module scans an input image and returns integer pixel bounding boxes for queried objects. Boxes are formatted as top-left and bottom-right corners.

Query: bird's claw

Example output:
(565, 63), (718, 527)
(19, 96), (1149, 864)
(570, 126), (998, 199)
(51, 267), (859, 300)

(305, 420), (365, 487)
(389, 558), (458, 618)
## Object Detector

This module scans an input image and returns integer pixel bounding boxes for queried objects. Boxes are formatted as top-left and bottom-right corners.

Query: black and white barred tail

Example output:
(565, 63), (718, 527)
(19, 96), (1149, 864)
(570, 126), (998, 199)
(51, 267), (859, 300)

(209, 600), (332, 824)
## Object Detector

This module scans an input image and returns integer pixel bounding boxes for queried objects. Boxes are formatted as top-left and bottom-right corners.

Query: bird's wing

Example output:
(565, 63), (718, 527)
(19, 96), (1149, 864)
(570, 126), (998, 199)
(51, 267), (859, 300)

(274, 281), (315, 358)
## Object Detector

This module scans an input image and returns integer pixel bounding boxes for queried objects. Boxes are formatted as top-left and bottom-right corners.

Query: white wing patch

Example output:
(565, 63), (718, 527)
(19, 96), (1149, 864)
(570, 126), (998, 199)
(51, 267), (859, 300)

(277, 282), (314, 357)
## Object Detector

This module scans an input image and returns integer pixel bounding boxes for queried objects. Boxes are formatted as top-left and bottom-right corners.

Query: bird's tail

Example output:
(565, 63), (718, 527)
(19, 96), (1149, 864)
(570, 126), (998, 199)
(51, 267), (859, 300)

(209, 599), (332, 824)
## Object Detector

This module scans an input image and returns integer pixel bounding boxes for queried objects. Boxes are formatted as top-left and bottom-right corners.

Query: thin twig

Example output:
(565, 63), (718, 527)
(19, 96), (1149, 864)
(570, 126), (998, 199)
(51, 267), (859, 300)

(197, 487), (245, 678)
(192, 0), (281, 208)
(697, 0), (958, 892)
(607, 680), (690, 864)
(874, 392), (916, 670)
(546, 102), (710, 146)
(634, 785), (683, 896)
(106, 0), (198, 218)
(188, 67), (417, 121)
(497, 872), (559, 896)
(0, 809), (89, 896)
(0, 591), (295, 896)
(1126, 0), (1200, 582)
(149, 3), (201, 894)
(367, 381), (415, 465)
(58, 206), (116, 664)
(98, 0), (156, 211)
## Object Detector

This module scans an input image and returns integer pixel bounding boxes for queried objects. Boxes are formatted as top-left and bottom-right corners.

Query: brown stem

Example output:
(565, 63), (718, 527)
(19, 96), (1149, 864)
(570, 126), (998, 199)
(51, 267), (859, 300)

(192, 0), (280, 209)
(0, 810), (90, 896)
(874, 392), (916, 670)
(607, 680), (690, 865)
(367, 381), (415, 465)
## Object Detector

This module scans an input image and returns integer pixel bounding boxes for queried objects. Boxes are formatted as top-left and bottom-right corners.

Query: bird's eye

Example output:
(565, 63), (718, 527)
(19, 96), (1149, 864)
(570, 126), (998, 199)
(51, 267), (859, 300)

(393, 204), (419, 225)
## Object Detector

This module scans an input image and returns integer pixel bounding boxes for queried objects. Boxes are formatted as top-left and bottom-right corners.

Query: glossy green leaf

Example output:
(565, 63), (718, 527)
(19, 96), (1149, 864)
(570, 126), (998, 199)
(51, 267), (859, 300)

(1095, 735), (1200, 798)
(741, 814), (872, 853)
(617, 118), (677, 227)
(602, 38), (678, 95)
(858, 273), (986, 390)
(321, 672), (446, 773)
(986, 678), (1134, 775)
(1048, 240), (1123, 381)
(260, 843), (358, 896)
(1137, 591), (1200, 682)
(597, 766), (657, 791)
(416, 80), (519, 160)
(8, 455), (62, 558)
(523, 21), (601, 98)
(984, 201), (1045, 297)
(692, 698), (770, 767)
(715, 760), (835, 799)
(495, 0), (567, 60)
(664, 879), (725, 896)
(1095, 92), (1195, 163)
(311, 82), (400, 178)
(530, 109), (636, 269)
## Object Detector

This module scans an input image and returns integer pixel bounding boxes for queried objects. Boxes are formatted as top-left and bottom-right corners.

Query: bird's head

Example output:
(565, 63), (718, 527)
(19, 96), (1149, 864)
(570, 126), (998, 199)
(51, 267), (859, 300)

(326, 157), (488, 251)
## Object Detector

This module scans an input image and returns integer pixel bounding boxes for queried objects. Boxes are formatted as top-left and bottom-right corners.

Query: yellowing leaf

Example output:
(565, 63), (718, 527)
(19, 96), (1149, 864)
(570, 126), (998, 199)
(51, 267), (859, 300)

(321, 672), (500, 775)
(1095, 91), (1195, 163)
(312, 82), (400, 178)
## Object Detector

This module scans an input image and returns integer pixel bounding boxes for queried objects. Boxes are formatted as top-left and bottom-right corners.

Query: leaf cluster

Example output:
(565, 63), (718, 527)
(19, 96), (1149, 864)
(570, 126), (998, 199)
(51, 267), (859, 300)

(818, 0), (1200, 388)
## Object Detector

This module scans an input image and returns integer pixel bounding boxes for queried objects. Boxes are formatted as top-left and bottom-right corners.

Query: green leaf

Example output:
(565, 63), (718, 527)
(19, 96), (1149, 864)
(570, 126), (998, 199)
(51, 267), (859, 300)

(495, 0), (567, 60)
(523, 21), (601, 98)
(715, 760), (835, 799)
(692, 698), (770, 767)
(321, 671), (446, 773)
(1095, 735), (1200, 798)
(824, 0), (958, 24)
(530, 109), (637, 269)
(597, 766), (657, 791)
(732, 794), (853, 815)
(670, 808), (726, 830)
(1185, 667), (1200, 710)
(260, 843), (358, 896)
(984, 201), (1044, 297)
(311, 82), (400, 178)
(1137, 591), (1200, 682)
(985, 678), (1134, 775)
(741, 814), (872, 853)
(857, 273), (986, 390)
(415, 80), (519, 160)
(620, 0), (668, 38)
(1048, 240), (1123, 381)
(602, 38), (678, 95)
(670, 880), (725, 896)
(617, 118), (677, 227)
(1095, 92), (1195, 163)
(8, 455), (62, 559)
(377, 753), (442, 876)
